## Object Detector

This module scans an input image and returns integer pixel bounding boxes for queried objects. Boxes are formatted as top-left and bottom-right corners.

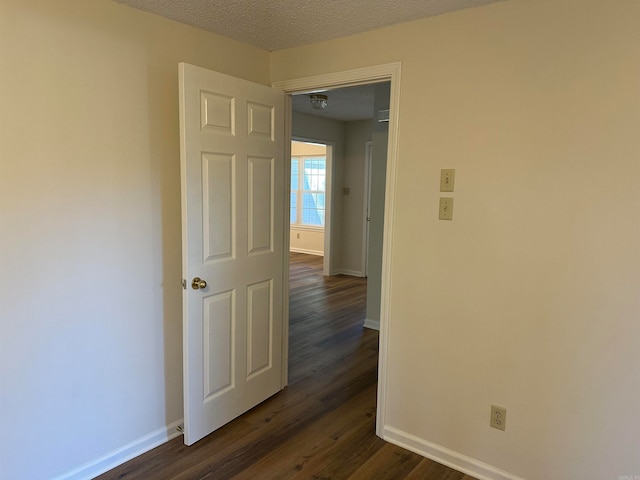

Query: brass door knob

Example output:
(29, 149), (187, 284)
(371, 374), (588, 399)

(191, 277), (207, 290)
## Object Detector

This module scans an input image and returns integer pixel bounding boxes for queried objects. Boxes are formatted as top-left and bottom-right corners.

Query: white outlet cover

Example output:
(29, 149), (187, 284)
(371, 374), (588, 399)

(490, 405), (506, 431)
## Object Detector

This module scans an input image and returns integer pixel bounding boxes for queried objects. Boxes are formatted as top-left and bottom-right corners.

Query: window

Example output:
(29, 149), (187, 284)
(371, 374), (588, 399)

(290, 155), (326, 227)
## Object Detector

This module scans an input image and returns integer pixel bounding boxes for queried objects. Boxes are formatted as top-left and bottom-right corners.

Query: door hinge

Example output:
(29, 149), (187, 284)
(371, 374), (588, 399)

(181, 279), (187, 289)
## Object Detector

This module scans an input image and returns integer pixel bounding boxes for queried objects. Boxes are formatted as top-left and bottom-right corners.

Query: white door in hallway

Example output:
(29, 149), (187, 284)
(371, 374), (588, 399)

(179, 63), (286, 445)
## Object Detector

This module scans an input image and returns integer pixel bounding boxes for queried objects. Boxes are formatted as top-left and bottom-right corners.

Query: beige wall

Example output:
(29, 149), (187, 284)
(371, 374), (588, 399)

(273, 1), (640, 479)
(291, 140), (326, 156)
(342, 120), (372, 276)
(289, 228), (324, 256)
(0, 1), (269, 479)
(3, 1), (639, 479)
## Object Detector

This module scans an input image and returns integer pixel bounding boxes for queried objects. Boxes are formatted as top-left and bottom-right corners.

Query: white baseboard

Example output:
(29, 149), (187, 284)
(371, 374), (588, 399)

(363, 318), (380, 330)
(289, 247), (323, 256)
(318, 268), (365, 278)
(382, 425), (526, 480)
(52, 419), (184, 480)
(336, 269), (365, 277)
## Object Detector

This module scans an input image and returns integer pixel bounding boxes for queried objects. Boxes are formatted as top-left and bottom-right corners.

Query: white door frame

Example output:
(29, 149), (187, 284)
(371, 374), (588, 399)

(363, 140), (373, 277)
(273, 62), (401, 437)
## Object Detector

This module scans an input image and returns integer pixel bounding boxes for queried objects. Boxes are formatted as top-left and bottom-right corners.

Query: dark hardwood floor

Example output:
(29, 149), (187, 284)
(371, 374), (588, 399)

(97, 253), (475, 480)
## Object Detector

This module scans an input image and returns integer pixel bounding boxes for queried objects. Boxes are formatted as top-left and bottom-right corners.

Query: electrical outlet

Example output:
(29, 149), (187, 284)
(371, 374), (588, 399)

(490, 405), (507, 431)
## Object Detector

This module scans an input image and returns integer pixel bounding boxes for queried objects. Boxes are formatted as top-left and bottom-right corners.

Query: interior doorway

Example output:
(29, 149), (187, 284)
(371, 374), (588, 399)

(287, 83), (389, 280)
(287, 81), (390, 324)
(289, 139), (334, 276)
(274, 63), (400, 436)
(289, 141), (328, 259)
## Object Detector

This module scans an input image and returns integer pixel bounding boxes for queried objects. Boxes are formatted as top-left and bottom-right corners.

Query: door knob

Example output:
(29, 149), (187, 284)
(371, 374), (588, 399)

(191, 277), (207, 290)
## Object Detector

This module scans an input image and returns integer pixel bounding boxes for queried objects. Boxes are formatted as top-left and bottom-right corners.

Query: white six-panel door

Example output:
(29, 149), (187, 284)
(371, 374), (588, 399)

(179, 63), (285, 445)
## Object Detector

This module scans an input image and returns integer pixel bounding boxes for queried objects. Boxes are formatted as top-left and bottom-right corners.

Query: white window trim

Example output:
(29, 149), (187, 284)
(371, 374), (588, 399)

(290, 224), (324, 232)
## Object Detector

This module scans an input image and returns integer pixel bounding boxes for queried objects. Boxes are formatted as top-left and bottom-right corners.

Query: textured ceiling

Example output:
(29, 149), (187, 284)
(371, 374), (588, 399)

(292, 84), (380, 122)
(113, 0), (504, 51)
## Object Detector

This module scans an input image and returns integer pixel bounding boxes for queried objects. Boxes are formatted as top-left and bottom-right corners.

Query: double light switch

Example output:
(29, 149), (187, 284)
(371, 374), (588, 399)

(439, 169), (455, 220)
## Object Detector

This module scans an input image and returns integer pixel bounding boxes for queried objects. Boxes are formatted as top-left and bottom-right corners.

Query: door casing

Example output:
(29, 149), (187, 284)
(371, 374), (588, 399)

(363, 140), (373, 278)
(273, 62), (402, 437)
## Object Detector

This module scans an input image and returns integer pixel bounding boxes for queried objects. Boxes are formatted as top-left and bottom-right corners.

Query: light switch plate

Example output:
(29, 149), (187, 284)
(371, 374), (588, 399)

(439, 197), (454, 220)
(440, 169), (455, 192)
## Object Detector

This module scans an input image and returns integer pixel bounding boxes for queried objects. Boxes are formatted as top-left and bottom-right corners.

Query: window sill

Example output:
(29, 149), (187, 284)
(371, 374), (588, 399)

(290, 225), (325, 232)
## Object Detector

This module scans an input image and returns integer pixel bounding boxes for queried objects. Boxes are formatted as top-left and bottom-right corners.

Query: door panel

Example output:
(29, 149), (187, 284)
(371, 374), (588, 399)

(248, 156), (274, 253)
(202, 153), (235, 261)
(179, 63), (285, 446)
(247, 279), (273, 379)
(203, 290), (234, 399)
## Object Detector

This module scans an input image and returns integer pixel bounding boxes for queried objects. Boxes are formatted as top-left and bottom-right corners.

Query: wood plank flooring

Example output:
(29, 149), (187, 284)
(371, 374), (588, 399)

(97, 253), (476, 480)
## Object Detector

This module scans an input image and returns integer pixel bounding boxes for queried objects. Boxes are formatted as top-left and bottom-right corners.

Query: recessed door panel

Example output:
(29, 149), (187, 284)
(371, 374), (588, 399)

(248, 156), (273, 254)
(203, 290), (235, 400)
(247, 102), (274, 141)
(202, 153), (235, 262)
(201, 91), (235, 135)
(247, 280), (273, 379)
